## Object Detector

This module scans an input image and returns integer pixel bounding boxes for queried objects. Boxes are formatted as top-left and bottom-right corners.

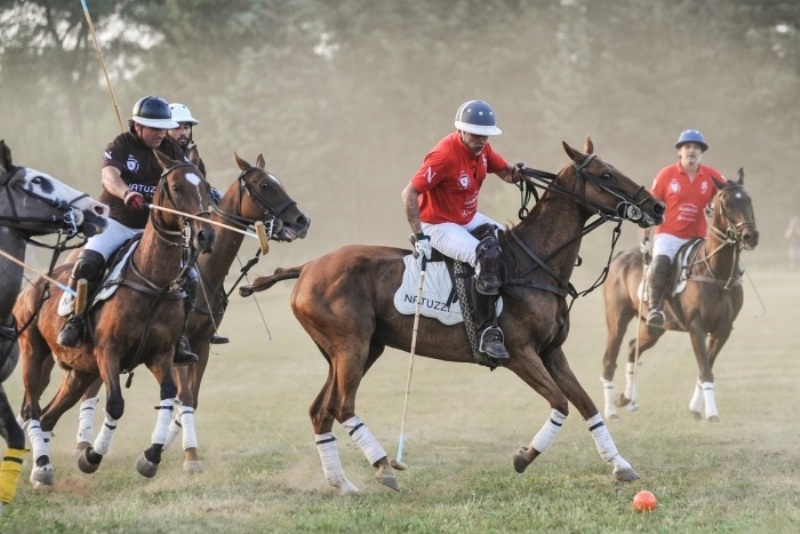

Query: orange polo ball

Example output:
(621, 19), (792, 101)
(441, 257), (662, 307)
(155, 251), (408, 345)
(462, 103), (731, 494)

(633, 490), (657, 512)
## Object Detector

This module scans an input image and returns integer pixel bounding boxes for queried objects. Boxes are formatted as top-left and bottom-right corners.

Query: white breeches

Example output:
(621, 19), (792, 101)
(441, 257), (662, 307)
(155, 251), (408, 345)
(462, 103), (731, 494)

(422, 212), (502, 266)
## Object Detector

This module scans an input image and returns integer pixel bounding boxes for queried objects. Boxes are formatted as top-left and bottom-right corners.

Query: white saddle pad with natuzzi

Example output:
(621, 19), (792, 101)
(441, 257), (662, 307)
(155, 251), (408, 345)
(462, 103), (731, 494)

(393, 255), (502, 326)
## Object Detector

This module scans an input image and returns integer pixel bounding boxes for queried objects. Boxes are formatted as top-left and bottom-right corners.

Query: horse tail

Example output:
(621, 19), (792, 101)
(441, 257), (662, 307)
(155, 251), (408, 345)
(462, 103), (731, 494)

(239, 265), (304, 296)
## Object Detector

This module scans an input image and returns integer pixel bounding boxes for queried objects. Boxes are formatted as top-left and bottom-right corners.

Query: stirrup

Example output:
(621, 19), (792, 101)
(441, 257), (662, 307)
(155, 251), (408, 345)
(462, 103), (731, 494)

(174, 336), (199, 365)
(210, 333), (229, 345)
(479, 327), (509, 360)
(646, 309), (665, 328)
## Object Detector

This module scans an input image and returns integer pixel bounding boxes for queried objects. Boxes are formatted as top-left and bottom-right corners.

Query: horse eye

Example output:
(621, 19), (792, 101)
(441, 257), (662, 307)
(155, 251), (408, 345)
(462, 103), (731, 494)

(601, 173), (611, 180)
(32, 176), (43, 184)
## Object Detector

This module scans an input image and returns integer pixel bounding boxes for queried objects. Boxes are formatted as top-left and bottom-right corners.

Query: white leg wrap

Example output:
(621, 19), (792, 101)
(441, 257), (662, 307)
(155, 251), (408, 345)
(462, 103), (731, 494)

(93, 414), (119, 456)
(179, 407), (198, 450)
(163, 413), (183, 450)
(76, 397), (99, 444)
(26, 420), (50, 462)
(530, 409), (567, 454)
(624, 362), (637, 400)
(315, 433), (358, 494)
(702, 382), (718, 419)
(601, 378), (617, 418)
(587, 413), (623, 464)
(343, 416), (386, 465)
(151, 398), (177, 446)
(688, 379), (704, 413)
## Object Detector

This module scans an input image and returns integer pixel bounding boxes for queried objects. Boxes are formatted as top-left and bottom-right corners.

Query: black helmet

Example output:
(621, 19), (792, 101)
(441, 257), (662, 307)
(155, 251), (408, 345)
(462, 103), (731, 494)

(454, 100), (502, 136)
(131, 96), (179, 129)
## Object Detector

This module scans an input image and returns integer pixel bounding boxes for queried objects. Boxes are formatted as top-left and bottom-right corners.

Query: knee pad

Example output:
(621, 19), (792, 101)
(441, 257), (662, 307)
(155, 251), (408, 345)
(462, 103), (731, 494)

(72, 250), (106, 284)
(474, 237), (505, 295)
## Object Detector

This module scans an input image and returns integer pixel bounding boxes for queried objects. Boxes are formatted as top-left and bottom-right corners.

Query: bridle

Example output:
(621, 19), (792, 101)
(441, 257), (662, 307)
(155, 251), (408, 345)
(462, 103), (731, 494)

(0, 165), (91, 239)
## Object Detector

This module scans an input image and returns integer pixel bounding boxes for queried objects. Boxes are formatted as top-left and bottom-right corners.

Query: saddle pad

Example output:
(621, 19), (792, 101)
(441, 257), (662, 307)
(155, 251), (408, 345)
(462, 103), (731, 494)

(393, 255), (502, 326)
(94, 241), (139, 304)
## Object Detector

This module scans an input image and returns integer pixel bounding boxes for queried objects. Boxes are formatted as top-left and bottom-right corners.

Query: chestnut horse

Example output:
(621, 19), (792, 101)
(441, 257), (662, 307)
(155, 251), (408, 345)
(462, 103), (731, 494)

(240, 138), (665, 494)
(600, 169), (758, 421)
(63, 152), (311, 472)
(14, 149), (215, 487)
(0, 139), (108, 509)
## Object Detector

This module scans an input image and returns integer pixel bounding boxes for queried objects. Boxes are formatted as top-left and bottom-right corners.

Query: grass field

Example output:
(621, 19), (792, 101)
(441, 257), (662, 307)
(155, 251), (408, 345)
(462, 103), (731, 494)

(1, 262), (798, 533)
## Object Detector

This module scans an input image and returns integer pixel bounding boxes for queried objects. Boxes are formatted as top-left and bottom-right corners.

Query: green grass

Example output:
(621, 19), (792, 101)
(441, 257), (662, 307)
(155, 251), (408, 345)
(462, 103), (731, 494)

(1, 268), (798, 533)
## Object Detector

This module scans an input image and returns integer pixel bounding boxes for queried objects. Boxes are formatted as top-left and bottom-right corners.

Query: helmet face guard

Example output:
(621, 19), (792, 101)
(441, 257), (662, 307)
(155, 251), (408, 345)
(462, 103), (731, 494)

(131, 96), (179, 129)
(675, 129), (708, 151)
(454, 100), (502, 136)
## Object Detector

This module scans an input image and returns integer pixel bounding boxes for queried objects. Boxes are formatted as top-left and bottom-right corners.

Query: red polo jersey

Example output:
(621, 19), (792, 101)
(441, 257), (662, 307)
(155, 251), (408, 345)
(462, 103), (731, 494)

(410, 131), (508, 225)
(651, 162), (726, 239)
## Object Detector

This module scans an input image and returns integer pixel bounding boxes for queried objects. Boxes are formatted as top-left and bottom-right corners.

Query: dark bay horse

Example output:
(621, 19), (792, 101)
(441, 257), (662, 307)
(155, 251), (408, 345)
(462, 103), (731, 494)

(240, 138), (665, 494)
(600, 169), (757, 421)
(13, 149), (215, 488)
(1, 139), (108, 509)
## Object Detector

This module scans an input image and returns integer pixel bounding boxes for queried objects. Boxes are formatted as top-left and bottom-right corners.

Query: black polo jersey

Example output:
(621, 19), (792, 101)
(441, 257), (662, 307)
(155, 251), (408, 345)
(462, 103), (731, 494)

(99, 131), (186, 229)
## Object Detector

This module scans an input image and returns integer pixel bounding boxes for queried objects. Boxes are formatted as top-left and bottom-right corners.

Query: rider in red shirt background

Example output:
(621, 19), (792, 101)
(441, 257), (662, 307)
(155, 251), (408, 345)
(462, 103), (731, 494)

(402, 100), (523, 359)
(642, 129), (726, 327)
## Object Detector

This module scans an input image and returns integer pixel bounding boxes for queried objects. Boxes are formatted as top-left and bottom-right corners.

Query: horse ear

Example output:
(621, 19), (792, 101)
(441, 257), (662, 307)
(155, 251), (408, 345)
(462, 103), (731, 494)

(562, 140), (581, 163)
(233, 151), (250, 171)
(152, 148), (171, 170)
(736, 167), (744, 185)
(583, 136), (594, 154)
(256, 154), (266, 169)
(187, 146), (200, 167)
(0, 139), (11, 171)
(712, 176), (726, 190)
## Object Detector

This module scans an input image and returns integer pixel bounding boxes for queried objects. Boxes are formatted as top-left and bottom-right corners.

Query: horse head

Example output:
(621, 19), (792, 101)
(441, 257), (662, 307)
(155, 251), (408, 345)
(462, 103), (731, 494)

(152, 149), (216, 254)
(230, 151), (311, 241)
(711, 168), (758, 250)
(0, 139), (109, 237)
(561, 137), (665, 228)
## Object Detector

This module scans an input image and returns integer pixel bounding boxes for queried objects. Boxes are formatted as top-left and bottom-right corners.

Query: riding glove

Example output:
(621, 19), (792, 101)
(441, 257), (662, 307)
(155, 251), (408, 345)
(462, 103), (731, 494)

(412, 233), (432, 260)
(124, 190), (146, 212)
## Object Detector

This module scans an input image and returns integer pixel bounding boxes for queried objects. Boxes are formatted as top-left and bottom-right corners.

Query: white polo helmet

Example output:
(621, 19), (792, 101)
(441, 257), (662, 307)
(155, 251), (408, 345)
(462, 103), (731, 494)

(169, 103), (199, 125)
(454, 100), (502, 136)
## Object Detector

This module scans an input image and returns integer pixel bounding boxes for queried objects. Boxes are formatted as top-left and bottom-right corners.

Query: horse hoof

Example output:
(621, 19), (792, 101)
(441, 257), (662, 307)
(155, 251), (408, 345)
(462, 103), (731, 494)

(707, 415), (720, 423)
(73, 441), (91, 457)
(77, 447), (102, 474)
(613, 465), (640, 482)
(614, 393), (631, 408)
(606, 412), (619, 420)
(513, 446), (537, 474)
(335, 480), (360, 496)
(626, 402), (640, 412)
(183, 460), (203, 473)
(375, 464), (400, 492)
(136, 452), (159, 478)
(30, 465), (54, 487)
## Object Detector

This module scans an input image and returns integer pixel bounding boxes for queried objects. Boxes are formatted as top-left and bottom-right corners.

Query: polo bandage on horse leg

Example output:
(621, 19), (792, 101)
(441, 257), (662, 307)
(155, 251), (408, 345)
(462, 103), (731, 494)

(76, 397), (99, 444)
(702, 382), (718, 418)
(93, 414), (119, 456)
(343, 416), (387, 465)
(316, 433), (347, 486)
(530, 409), (567, 454)
(587, 413), (627, 467)
(151, 398), (177, 446)
(180, 407), (198, 450)
(624, 361), (637, 401)
(163, 410), (183, 450)
(601, 378), (617, 417)
(0, 448), (26, 504)
(26, 420), (50, 462)
(688, 379), (704, 413)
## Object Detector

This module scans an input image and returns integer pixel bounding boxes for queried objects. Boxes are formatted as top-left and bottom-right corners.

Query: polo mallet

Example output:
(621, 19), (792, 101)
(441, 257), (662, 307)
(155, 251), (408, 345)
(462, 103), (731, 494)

(80, 0), (124, 133)
(390, 256), (427, 471)
(628, 253), (650, 412)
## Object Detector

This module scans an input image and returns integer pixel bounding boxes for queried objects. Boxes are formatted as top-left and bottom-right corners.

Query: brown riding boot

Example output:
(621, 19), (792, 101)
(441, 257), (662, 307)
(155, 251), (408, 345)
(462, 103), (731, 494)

(174, 335), (199, 365)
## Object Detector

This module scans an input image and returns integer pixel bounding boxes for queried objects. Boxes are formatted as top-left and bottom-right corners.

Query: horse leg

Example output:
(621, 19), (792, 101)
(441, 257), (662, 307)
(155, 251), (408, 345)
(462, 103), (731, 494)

(600, 299), (635, 420)
(76, 355), (124, 475)
(540, 347), (640, 482)
(615, 324), (664, 411)
(75, 377), (102, 453)
(166, 341), (210, 473)
(688, 322), (721, 422)
(135, 352), (179, 479)
(0, 387), (26, 508)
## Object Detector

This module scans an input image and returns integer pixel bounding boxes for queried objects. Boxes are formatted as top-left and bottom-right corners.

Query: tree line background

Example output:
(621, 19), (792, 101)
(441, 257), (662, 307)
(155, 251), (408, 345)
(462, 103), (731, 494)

(1, 0), (798, 267)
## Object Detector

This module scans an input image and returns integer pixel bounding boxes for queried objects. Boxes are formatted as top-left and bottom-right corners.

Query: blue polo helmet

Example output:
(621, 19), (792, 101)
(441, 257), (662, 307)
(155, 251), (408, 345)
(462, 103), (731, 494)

(454, 100), (502, 136)
(675, 129), (708, 151)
